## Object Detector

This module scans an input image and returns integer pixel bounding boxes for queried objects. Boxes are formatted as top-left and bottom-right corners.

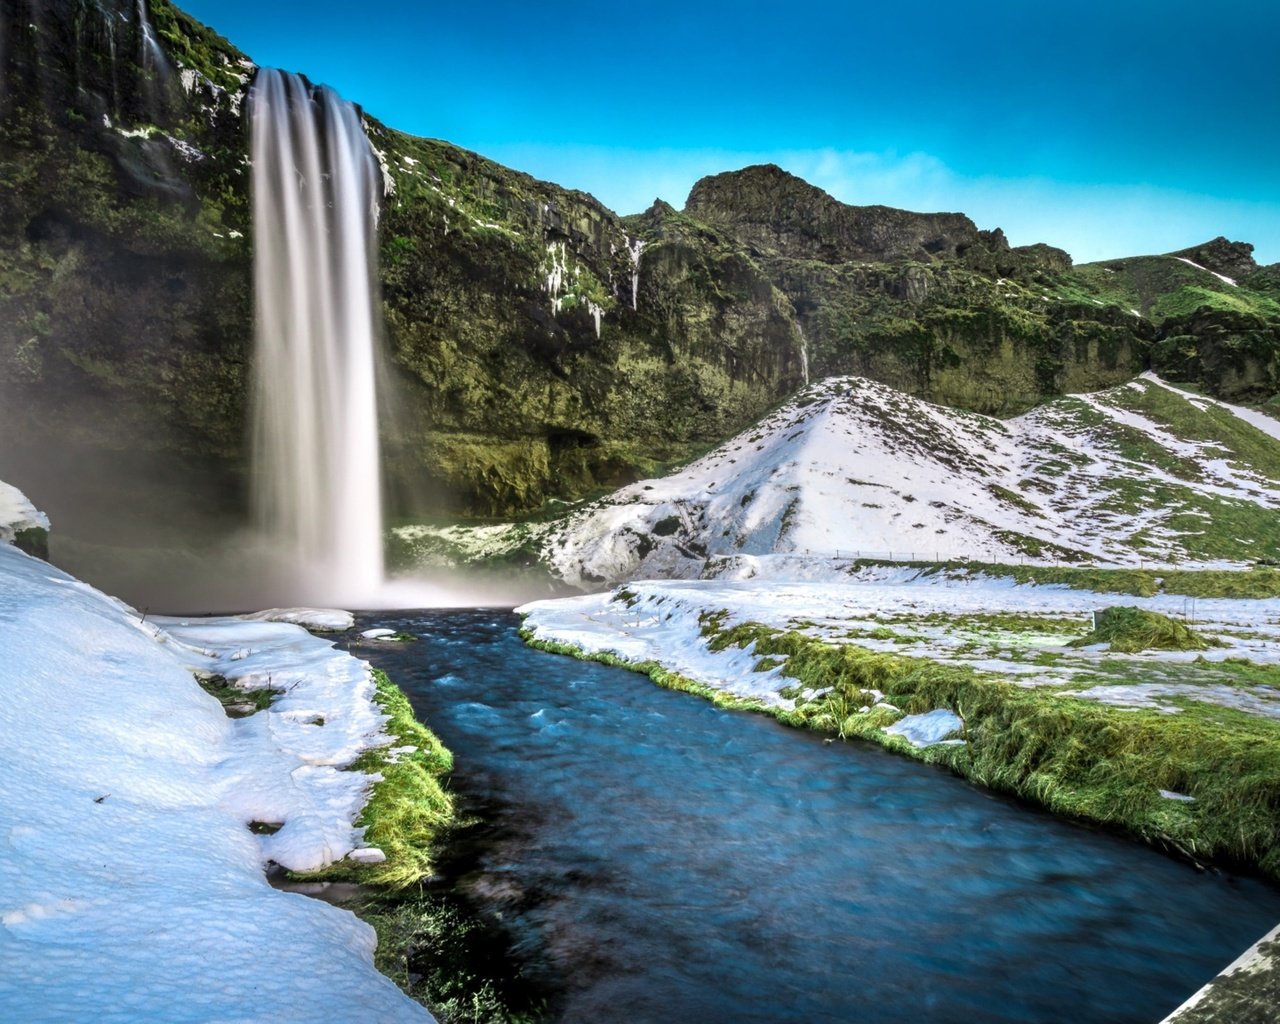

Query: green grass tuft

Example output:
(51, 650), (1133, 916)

(350, 670), (455, 887)
(296, 670), (454, 889)
(1068, 606), (1222, 653)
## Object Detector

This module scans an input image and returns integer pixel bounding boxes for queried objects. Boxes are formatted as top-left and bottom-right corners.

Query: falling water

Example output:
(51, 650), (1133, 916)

(796, 322), (810, 384)
(249, 68), (385, 604)
(135, 0), (170, 79)
(627, 237), (646, 310)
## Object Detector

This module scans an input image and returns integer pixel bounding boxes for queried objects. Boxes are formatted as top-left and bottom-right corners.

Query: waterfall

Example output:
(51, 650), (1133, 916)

(797, 323), (810, 385)
(249, 68), (385, 604)
(627, 237), (646, 310)
(135, 0), (171, 80)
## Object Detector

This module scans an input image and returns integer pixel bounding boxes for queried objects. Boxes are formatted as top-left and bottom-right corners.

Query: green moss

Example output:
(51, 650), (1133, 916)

(196, 673), (273, 715)
(296, 670), (454, 889)
(12, 526), (48, 560)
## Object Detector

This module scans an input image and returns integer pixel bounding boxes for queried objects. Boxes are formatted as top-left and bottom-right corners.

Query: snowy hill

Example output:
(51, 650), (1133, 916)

(397, 374), (1280, 588)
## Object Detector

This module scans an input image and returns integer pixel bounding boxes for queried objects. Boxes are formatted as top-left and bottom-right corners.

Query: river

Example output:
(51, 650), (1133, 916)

(353, 608), (1280, 1024)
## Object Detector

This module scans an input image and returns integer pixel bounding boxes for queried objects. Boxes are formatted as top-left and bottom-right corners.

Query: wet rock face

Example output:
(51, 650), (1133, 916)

(684, 163), (983, 263)
(369, 129), (806, 517)
(0, 0), (255, 552)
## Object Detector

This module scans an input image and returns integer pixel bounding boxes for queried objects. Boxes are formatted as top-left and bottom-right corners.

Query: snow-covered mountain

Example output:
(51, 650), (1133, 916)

(396, 374), (1280, 587)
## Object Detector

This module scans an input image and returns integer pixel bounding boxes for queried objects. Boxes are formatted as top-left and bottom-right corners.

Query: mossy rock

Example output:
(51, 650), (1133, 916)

(13, 526), (48, 560)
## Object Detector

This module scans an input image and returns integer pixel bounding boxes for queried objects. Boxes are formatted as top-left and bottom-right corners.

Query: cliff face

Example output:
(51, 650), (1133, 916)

(369, 131), (803, 516)
(1, 0), (1277, 558)
(684, 163), (984, 263)
(674, 165), (1152, 414)
(0, 0), (255, 557)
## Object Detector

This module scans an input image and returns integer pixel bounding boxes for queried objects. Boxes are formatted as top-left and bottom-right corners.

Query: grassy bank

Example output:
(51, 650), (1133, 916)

(283, 669), (542, 1022)
(522, 622), (1280, 882)
(291, 669), (454, 888)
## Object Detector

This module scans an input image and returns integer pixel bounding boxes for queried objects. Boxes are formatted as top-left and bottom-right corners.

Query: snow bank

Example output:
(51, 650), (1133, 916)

(0, 523), (431, 1020)
(0, 479), (49, 542)
(885, 709), (965, 747)
(519, 574), (1280, 717)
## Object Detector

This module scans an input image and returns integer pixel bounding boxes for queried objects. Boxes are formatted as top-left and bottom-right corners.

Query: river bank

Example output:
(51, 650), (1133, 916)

(518, 572), (1280, 883)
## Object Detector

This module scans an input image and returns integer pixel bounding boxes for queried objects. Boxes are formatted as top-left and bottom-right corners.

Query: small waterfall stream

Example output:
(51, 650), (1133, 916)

(136, 0), (170, 79)
(627, 237), (645, 310)
(248, 68), (386, 604)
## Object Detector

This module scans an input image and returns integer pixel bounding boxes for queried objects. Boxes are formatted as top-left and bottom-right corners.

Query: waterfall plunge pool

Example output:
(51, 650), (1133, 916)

(350, 609), (1280, 1024)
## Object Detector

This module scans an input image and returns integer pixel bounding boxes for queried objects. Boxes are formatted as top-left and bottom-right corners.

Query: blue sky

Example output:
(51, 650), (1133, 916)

(178, 0), (1280, 264)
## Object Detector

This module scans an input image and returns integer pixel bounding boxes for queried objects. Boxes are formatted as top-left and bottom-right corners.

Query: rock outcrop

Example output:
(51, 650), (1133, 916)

(684, 163), (983, 263)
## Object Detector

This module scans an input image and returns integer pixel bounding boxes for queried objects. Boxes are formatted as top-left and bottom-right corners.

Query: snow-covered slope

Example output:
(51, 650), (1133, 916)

(513, 374), (1280, 586)
(0, 479), (49, 543)
(0, 484), (431, 1023)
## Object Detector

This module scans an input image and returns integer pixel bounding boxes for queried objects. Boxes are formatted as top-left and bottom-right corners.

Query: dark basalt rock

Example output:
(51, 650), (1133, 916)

(684, 163), (983, 263)
(1167, 237), (1259, 283)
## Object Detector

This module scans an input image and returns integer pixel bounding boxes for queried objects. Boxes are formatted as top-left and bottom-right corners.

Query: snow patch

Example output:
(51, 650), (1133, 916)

(1173, 255), (1237, 287)
(884, 709), (965, 747)
(0, 481), (49, 542)
(527, 372), (1280, 588)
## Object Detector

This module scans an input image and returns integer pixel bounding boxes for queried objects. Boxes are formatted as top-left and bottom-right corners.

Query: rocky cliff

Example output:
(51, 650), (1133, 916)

(1, 0), (1277, 590)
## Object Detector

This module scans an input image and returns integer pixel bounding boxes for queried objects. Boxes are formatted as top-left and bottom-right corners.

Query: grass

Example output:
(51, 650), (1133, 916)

(358, 888), (548, 1024)
(986, 484), (1046, 518)
(1070, 256), (1280, 324)
(523, 620), (1280, 881)
(1106, 378), (1280, 485)
(901, 611), (1085, 637)
(294, 669), (454, 888)
(347, 670), (455, 887)
(1067, 606), (1222, 653)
